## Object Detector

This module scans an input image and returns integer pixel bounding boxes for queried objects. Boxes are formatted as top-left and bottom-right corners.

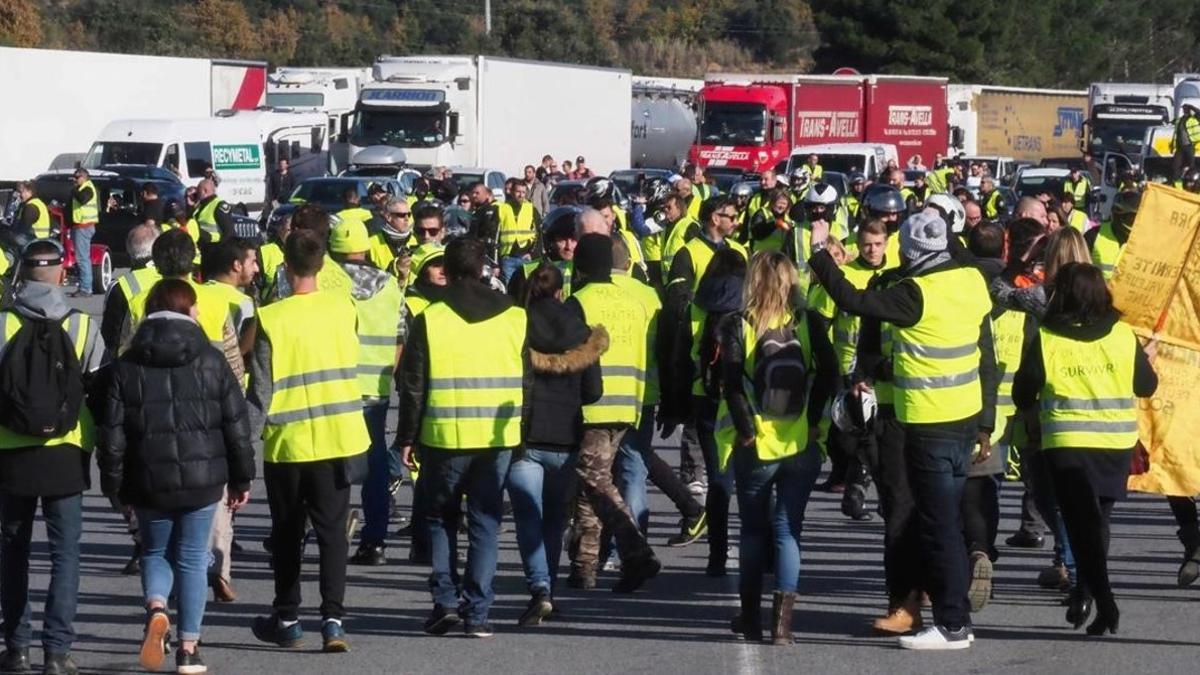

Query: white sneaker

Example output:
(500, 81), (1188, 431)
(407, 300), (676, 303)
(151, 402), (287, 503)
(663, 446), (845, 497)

(898, 625), (973, 650)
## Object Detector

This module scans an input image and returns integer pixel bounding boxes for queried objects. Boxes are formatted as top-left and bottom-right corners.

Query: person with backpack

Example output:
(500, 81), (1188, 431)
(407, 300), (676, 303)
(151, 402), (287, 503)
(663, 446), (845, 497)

(97, 278), (254, 674)
(717, 250), (837, 645)
(0, 239), (106, 675)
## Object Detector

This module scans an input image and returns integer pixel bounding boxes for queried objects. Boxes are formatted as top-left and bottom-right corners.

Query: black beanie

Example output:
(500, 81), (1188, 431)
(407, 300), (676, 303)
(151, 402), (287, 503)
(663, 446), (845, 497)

(573, 233), (613, 280)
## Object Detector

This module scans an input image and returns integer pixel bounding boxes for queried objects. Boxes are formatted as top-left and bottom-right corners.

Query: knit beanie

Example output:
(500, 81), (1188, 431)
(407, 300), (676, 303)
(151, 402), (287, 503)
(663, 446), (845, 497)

(899, 210), (949, 260)
(573, 233), (613, 281)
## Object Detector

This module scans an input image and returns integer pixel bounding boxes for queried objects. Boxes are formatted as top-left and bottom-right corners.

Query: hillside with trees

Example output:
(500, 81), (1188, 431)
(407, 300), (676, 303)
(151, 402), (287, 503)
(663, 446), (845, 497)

(2, 0), (1200, 86)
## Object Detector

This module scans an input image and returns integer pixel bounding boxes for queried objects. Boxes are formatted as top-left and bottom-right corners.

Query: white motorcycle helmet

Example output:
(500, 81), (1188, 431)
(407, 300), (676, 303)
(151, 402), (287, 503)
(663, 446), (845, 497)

(832, 388), (879, 434)
(924, 192), (967, 234)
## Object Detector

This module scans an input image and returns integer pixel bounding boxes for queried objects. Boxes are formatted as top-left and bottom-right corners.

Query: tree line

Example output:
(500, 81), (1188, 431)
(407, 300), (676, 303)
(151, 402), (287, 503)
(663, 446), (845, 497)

(2, 0), (1199, 86)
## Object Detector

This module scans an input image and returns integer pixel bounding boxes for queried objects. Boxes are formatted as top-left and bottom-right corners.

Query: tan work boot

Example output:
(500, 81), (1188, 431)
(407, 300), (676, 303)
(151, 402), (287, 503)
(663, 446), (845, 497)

(872, 592), (923, 635)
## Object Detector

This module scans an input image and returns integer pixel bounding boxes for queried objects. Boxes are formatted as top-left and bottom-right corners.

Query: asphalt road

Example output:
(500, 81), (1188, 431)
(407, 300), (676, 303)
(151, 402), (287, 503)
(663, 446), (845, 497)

(21, 284), (1198, 674)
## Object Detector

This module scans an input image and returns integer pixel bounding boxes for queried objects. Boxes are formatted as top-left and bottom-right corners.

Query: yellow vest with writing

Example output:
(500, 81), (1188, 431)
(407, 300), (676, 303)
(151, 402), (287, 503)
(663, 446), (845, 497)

(574, 281), (650, 426)
(1038, 322), (1138, 451)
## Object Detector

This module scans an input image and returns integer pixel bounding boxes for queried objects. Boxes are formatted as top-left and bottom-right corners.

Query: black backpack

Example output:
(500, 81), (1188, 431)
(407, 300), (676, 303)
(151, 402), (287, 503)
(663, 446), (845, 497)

(750, 316), (810, 417)
(0, 312), (85, 438)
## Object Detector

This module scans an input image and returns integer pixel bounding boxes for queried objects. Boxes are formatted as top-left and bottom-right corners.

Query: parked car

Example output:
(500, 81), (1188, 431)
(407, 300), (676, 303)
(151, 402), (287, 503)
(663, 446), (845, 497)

(270, 175), (408, 225)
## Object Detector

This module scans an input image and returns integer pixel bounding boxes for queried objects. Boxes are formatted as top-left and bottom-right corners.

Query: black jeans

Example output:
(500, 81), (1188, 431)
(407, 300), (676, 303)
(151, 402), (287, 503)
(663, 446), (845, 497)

(905, 416), (977, 629)
(1167, 495), (1199, 553)
(694, 396), (733, 564)
(962, 475), (1000, 559)
(1049, 460), (1116, 607)
(871, 408), (921, 602)
(263, 460), (352, 621)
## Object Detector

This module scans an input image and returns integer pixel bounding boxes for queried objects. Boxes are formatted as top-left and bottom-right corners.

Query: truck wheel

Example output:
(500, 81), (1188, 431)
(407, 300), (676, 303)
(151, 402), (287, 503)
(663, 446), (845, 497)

(92, 250), (113, 294)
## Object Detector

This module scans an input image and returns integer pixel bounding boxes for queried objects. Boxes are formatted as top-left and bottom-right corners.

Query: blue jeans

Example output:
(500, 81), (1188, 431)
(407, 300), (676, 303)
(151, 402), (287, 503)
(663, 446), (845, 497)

(137, 502), (218, 642)
(615, 407), (656, 534)
(905, 418), (978, 628)
(72, 226), (95, 294)
(0, 493), (82, 654)
(506, 449), (576, 595)
(360, 402), (390, 544)
(1027, 450), (1077, 584)
(422, 447), (512, 624)
(500, 256), (527, 285)
(734, 444), (821, 595)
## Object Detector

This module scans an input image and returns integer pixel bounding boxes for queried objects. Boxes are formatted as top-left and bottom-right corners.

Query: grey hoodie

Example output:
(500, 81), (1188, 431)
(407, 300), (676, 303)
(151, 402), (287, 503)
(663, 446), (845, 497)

(7, 281), (106, 372)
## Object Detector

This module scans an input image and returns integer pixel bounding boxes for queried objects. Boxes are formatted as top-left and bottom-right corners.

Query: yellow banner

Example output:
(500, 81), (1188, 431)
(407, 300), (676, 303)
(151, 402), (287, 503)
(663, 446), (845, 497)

(1113, 183), (1200, 495)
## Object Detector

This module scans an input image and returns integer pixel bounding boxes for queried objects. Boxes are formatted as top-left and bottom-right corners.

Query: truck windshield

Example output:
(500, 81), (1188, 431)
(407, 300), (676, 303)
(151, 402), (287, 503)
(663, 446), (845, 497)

(83, 142), (162, 168)
(267, 92), (325, 108)
(351, 109), (446, 148)
(699, 103), (766, 146)
(1090, 121), (1154, 156)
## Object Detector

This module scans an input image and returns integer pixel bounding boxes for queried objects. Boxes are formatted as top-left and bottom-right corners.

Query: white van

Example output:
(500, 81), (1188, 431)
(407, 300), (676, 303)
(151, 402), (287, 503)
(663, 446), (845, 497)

(82, 109), (330, 215)
(785, 142), (899, 182)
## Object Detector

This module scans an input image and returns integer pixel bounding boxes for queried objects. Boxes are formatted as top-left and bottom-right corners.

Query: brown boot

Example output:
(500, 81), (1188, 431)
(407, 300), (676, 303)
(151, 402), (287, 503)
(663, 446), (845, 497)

(872, 591), (923, 635)
(211, 575), (237, 603)
(770, 591), (795, 645)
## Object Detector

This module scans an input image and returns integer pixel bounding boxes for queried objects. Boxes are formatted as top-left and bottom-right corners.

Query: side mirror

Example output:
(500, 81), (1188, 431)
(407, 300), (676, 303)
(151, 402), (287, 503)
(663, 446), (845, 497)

(449, 112), (460, 138)
(311, 127), (323, 154)
(950, 126), (965, 149)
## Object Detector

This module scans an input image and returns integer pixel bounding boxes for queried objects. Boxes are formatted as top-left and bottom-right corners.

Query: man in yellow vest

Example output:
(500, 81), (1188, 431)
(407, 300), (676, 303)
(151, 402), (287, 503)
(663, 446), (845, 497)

(364, 197), (417, 282)
(1059, 188), (1090, 233)
(0, 239), (105, 675)
(808, 210), (998, 650)
(257, 212), (292, 305)
(192, 179), (233, 249)
(1173, 104), (1200, 180)
(69, 168), (99, 297)
(980, 176), (1003, 219)
(506, 206), (577, 301)
(1086, 190), (1138, 281)
(497, 180), (541, 284)
(267, 205), (354, 301)
(335, 187), (373, 231)
(395, 238), (529, 637)
(564, 234), (661, 593)
(102, 225), (160, 362)
(15, 181), (51, 240)
(1063, 167), (1090, 210)
(327, 220), (404, 568)
(247, 230), (367, 653)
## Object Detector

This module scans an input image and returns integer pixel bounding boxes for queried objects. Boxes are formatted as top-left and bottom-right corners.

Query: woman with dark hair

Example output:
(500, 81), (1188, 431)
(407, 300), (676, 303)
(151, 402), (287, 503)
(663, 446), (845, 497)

(1012, 262), (1157, 636)
(506, 262), (604, 625)
(98, 278), (255, 673)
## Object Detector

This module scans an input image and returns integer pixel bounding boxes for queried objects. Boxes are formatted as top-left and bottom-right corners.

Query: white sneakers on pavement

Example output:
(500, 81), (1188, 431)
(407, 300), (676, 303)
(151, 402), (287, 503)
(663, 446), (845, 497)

(898, 625), (974, 650)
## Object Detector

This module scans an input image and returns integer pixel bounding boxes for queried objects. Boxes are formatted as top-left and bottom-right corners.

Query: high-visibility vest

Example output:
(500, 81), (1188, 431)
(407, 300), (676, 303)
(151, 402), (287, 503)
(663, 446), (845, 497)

(831, 261), (884, 376)
(114, 265), (161, 303)
(497, 201), (537, 252)
(753, 208), (793, 253)
(195, 197), (223, 243)
(892, 266), (989, 424)
(686, 186), (710, 221)
(990, 308), (1026, 445)
(611, 273), (660, 405)
(25, 198), (51, 239)
(714, 314), (815, 471)
(0, 312), (93, 450)
(258, 290), (369, 463)
(129, 278), (229, 351)
(1178, 116), (1200, 149)
(259, 241), (284, 300)
(662, 216), (699, 271)
(1091, 221), (1124, 281)
(926, 168), (952, 193)
(876, 323), (896, 406)
(203, 280), (255, 336)
(349, 271), (403, 398)
(335, 206), (372, 229)
(573, 280), (650, 425)
(789, 224), (814, 296)
(983, 190), (1002, 219)
(405, 293), (432, 318)
(419, 301), (526, 449)
(72, 180), (99, 225)
(680, 236), (747, 293)
(807, 164), (824, 180)
(1066, 208), (1088, 233)
(844, 194), (860, 219)
(1038, 322), (1138, 451)
(1064, 178), (1089, 207)
(521, 259), (573, 297)
(642, 231), (663, 263)
(616, 228), (646, 274)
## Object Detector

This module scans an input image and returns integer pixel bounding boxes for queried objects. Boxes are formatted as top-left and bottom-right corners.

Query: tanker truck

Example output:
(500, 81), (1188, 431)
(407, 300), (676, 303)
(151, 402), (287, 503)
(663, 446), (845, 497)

(630, 77), (701, 170)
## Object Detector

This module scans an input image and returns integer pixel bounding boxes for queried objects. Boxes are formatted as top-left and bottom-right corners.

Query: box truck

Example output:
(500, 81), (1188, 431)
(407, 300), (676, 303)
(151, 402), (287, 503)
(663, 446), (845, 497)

(631, 76), (702, 170)
(336, 55), (631, 176)
(0, 46), (265, 188)
(267, 67), (372, 141)
(1080, 83), (1173, 160)
(688, 73), (947, 173)
(946, 85), (1088, 161)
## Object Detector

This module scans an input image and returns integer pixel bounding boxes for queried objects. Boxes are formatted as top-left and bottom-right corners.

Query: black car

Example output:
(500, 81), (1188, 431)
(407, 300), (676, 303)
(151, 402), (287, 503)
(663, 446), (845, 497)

(26, 164), (186, 264)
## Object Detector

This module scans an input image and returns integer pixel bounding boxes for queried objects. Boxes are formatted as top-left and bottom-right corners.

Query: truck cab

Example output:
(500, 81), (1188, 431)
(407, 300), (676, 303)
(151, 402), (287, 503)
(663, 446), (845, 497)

(689, 83), (788, 172)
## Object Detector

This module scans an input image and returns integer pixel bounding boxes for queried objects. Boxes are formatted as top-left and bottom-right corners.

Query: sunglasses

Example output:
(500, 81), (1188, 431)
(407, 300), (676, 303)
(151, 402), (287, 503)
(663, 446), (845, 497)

(416, 227), (442, 236)
(388, 211), (412, 218)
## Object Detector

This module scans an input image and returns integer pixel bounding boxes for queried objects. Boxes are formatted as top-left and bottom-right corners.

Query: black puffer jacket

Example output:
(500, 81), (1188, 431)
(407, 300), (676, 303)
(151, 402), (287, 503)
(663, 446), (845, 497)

(98, 313), (255, 511)
(524, 297), (605, 449)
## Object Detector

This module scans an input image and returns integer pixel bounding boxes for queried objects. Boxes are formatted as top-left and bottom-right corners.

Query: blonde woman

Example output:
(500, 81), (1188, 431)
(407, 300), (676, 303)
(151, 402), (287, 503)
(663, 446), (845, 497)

(716, 251), (837, 645)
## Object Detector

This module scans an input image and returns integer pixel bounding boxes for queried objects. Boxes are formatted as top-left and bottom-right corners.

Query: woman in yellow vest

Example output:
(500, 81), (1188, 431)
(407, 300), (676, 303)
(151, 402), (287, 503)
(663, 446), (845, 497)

(716, 251), (837, 645)
(1012, 263), (1157, 636)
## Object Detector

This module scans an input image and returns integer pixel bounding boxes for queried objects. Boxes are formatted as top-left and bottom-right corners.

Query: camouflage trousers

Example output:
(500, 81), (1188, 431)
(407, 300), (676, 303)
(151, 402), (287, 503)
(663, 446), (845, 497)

(572, 426), (653, 574)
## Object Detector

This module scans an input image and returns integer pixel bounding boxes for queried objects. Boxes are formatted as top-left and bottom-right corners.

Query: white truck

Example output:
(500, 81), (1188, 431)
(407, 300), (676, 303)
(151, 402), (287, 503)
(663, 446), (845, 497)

(0, 46), (266, 189)
(338, 55), (632, 176)
(83, 109), (331, 215)
(266, 67), (371, 143)
(1081, 82), (1173, 160)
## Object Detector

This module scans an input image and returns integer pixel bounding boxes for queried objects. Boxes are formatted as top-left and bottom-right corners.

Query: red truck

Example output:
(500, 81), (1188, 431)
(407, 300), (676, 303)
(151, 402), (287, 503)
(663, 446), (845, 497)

(688, 73), (947, 174)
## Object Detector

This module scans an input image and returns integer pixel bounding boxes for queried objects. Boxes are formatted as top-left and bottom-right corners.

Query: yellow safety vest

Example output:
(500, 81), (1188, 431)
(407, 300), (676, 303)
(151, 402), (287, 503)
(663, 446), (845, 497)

(1066, 208), (1088, 233)
(844, 194), (860, 219)
(616, 228), (646, 274)
(497, 201), (537, 253)
(573, 280), (650, 426)
(203, 280), (255, 335)
(789, 225), (814, 297)
(714, 314), (815, 471)
(0, 312), (94, 450)
(335, 206), (373, 228)
(1038, 322), (1138, 451)
(1064, 178), (1089, 207)
(160, 219), (201, 264)
(194, 197), (223, 243)
(72, 180), (99, 225)
(753, 208), (793, 254)
(680, 236), (747, 294)
(663, 216), (699, 270)
(258, 290), (369, 463)
(1090, 221), (1124, 281)
(830, 261), (884, 376)
(351, 273), (403, 398)
(876, 323), (896, 406)
(419, 301), (526, 449)
(258, 241), (284, 304)
(983, 190), (1002, 219)
(990, 308), (1026, 445)
(685, 191), (704, 221)
(521, 259), (573, 297)
(26, 198), (51, 239)
(893, 266), (989, 424)
(405, 293), (432, 318)
(114, 265), (161, 303)
(129, 278), (229, 351)
(611, 273), (660, 406)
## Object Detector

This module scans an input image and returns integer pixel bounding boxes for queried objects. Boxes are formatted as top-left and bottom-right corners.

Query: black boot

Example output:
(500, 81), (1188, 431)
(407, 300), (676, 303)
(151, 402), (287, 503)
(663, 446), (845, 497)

(730, 591), (763, 642)
(1178, 542), (1200, 587)
(770, 591), (795, 646)
(1065, 586), (1093, 629)
(1086, 596), (1119, 636)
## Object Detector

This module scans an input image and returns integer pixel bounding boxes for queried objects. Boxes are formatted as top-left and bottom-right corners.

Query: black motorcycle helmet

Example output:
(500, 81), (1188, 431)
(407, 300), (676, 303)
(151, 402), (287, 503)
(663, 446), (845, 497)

(540, 205), (581, 258)
(586, 176), (615, 202)
(862, 184), (905, 216)
(1110, 190), (1140, 239)
(1183, 168), (1200, 193)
